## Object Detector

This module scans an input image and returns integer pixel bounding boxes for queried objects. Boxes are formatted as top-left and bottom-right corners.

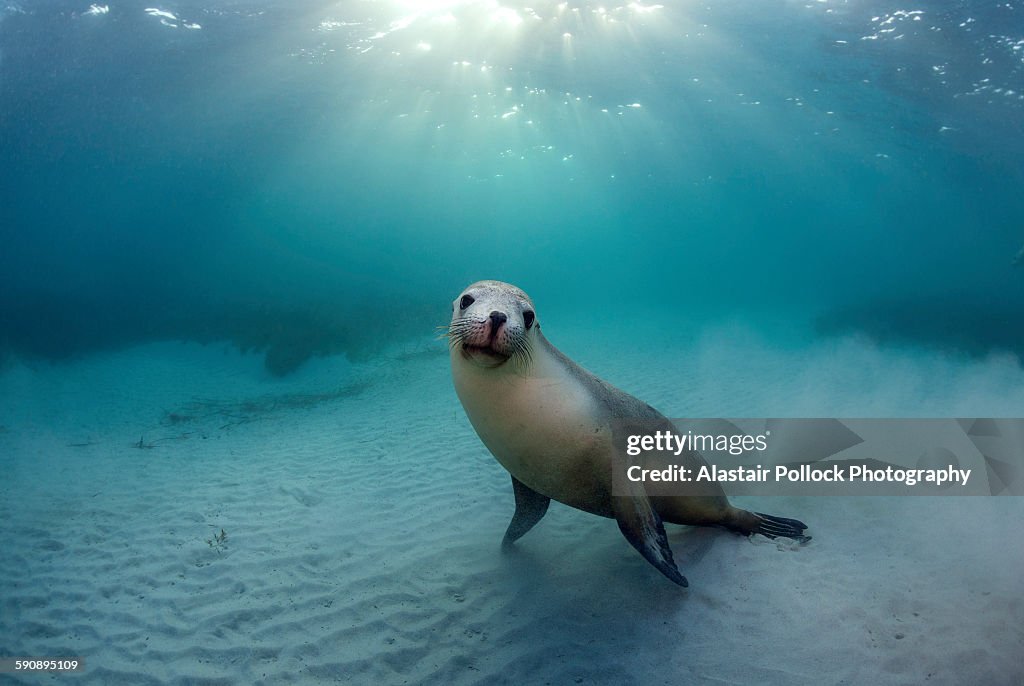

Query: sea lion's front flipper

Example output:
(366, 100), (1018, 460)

(502, 475), (551, 548)
(613, 493), (689, 587)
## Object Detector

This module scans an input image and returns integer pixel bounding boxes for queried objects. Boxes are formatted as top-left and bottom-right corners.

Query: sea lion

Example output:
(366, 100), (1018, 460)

(447, 280), (809, 587)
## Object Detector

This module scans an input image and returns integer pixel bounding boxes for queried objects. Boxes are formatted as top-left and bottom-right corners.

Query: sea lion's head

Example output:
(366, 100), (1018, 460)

(447, 280), (537, 369)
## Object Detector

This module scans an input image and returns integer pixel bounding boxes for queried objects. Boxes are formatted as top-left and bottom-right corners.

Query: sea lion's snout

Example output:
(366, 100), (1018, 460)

(488, 311), (508, 338)
(465, 311), (512, 367)
(461, 311), (508, 350)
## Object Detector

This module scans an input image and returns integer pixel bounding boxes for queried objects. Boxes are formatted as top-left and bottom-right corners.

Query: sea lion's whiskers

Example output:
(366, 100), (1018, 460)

(444, 316), (491, 349)
(505, 329), (533, 373)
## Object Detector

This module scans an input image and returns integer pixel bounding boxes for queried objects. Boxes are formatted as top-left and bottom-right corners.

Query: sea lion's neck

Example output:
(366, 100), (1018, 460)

(450, 333), (599, 472)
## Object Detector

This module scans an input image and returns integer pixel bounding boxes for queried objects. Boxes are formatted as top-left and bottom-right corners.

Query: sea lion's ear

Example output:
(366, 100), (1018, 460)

(612, 492), (689, 587)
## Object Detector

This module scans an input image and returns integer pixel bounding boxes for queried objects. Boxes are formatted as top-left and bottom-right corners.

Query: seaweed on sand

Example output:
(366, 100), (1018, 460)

(206, 529), (228, 552)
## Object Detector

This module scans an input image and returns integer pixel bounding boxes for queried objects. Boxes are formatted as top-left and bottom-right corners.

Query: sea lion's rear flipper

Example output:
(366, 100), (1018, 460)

(502, 475), (551, 547)
(613, 494), (689, 588)
(753, 512), (812, 543)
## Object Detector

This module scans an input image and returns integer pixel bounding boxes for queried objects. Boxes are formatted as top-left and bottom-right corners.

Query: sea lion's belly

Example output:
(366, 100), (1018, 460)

(453, 364), (612, 515)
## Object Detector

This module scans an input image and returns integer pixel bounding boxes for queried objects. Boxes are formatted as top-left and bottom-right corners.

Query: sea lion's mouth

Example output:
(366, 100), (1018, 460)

(461, 343), (510, 368)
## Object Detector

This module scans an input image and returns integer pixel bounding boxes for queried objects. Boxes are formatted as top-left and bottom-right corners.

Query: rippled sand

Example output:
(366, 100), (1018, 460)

(1, 323), (1022, 685)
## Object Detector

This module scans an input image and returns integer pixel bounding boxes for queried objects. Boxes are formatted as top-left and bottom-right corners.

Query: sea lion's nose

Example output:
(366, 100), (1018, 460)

(489, 311), (508, 327)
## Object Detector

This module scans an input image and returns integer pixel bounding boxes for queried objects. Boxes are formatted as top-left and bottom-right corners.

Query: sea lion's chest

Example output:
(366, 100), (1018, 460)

(451, 353), (610, 505)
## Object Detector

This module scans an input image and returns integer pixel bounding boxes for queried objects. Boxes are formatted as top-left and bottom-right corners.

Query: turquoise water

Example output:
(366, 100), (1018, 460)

(2, 1), (1022, 370)
(2, 3), (1024, 685)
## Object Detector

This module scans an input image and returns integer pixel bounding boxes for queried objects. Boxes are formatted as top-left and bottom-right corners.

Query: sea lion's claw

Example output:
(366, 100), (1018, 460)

(753, 512), (811, 542)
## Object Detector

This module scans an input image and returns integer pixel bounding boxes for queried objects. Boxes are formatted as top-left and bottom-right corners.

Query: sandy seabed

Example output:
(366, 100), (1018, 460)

(1, 317), (1022, 685)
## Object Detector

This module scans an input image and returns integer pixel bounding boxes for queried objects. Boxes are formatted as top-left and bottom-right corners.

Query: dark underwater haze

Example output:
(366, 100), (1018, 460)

(1, 0), (1022, 373)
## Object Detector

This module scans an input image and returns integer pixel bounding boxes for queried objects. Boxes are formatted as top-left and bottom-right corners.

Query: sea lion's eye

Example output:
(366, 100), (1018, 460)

(460, 294), (475, 310)
(523, 310), (535, 329)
